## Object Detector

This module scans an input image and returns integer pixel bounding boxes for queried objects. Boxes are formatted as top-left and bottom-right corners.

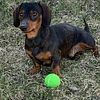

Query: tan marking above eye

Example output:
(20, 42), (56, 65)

(19, 10), (24, 14)
(19, 13), (24, 16)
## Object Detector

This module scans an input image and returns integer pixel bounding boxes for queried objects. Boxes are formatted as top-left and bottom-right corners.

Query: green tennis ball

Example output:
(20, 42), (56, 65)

(44, 74), (61, 88)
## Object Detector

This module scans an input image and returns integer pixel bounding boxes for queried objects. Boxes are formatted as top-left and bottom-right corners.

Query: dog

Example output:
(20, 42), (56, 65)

(13, 2), (99, 77)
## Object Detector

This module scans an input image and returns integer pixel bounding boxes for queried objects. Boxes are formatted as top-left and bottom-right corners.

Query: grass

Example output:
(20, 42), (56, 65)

(0, 0), (100, 100)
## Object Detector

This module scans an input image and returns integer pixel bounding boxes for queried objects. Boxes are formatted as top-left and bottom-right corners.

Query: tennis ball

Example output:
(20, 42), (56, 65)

(44, 73), (61, 88)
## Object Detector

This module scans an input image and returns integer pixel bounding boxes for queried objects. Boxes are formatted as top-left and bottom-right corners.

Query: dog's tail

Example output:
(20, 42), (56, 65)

(83, 17), (90, 33)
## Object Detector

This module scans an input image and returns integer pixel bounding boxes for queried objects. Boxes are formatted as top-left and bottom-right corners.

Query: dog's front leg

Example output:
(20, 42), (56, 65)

(25, 49), (41, 75)
(52, 53), (63, 77)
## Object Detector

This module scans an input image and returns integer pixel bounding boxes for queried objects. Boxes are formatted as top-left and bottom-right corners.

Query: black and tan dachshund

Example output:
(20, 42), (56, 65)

(13, 2), (99, 77)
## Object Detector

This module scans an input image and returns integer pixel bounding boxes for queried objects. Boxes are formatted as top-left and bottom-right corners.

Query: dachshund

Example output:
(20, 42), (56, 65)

(13, 2), (99, 77)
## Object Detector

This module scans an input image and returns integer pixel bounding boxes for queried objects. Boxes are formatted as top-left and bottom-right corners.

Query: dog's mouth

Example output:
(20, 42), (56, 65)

(23, 28), (35, 33)
(20, 27), (35, 33)
(22, 28), (38, 39)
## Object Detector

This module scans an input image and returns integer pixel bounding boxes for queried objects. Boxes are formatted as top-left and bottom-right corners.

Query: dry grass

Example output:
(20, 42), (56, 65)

(0, 0), (100, 100)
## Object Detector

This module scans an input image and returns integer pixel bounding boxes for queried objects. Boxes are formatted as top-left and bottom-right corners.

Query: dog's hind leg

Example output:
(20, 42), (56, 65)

(68, 42), (94, 58)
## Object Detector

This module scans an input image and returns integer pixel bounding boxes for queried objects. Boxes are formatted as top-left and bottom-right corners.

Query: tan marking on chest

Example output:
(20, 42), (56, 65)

(36, 51), (52, 61)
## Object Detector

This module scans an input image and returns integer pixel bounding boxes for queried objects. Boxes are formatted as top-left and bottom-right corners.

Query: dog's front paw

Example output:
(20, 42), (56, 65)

(52, 65), (63, 77)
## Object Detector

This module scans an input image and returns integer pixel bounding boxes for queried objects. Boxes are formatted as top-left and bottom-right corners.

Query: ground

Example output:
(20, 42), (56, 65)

(0, 0), (100, 100)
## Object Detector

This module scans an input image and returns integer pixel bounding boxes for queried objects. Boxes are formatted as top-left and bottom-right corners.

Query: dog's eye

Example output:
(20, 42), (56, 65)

(19, 13), (24, 19)
(30, 11), (38, 17)
(32, 11), (38, 16)
(30, 11), (38, 20)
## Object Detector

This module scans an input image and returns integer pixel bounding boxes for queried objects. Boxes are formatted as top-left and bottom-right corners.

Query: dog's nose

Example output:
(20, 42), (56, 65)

(20, 26), (27, 31)
(19, 19), (28, 31)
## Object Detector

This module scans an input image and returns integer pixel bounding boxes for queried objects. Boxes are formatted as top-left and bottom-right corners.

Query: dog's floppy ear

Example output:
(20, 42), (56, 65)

(13, 4), (22, 27)
(38, 2), (51, 27)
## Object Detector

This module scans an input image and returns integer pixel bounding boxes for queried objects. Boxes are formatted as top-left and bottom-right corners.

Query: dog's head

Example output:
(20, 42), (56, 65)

(13, 2), (51, 38)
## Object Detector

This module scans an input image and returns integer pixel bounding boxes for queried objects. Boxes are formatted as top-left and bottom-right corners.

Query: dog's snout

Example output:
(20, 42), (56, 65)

(19, 19), (28, 31)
